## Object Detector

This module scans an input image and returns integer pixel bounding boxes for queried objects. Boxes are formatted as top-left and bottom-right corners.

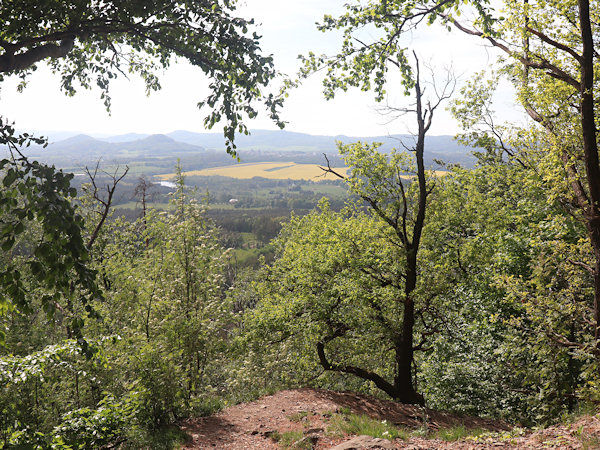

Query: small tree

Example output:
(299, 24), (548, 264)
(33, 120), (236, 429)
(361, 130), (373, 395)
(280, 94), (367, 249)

(248, 58), (453, 404)
(133, 175), (157, 248)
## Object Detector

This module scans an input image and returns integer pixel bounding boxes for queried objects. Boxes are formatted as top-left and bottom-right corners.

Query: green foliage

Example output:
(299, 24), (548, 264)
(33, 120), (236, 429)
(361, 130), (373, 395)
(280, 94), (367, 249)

(50, 395), (136, 449)
(415, 151), (599, 423)
(0, 0), (285, 153)
(244, 201), (394, 388)
(5, 394), (138, 448)
(275, 430), (309, 449)
(122, 426), (189, 450)
(0, 121), (101, 347)
(242, 142), (444, 401)
(0, 338), (119, 447)
(4, 0), (600, 440)
(92, 167), (233, 427)
(0, 165), (234, 445)
(298, 0), (495, 102)
(435, 425), (485, 441)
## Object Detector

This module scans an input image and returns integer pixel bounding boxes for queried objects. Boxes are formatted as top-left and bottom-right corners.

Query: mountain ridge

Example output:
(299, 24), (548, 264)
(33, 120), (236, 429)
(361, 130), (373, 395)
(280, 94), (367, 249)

(39, 129), (474, 154)
(19, 129), (477, 169)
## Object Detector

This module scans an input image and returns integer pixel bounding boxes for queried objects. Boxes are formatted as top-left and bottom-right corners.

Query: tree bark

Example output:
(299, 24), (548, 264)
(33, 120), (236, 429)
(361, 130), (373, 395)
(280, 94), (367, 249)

(578, 0), (600, 363)
(0, 38), (74, 73)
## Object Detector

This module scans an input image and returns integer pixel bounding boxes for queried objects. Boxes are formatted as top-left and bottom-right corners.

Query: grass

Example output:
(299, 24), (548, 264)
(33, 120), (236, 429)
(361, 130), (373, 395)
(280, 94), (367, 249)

(435, 424), (486, 441)
(269, 430), (313, 449)
(288, 411), (314, 422)
(580, 433), (600, 450)
(123, 426), (189, 450)
(189, 395), (225, 417)
(561, 401), (598, 424)
(323, 409), (487, 444)
(326, 411), (409, 441)
(573, 419), (600, 450)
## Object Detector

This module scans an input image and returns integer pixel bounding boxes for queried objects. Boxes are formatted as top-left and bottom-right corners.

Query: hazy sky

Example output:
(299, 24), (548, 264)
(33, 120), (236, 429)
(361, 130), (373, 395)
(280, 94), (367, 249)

(1, 0), (517, 139)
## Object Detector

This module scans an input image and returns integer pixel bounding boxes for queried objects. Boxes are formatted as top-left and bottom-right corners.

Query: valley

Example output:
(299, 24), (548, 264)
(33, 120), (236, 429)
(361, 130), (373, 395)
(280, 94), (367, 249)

(18, 129), (473, 268)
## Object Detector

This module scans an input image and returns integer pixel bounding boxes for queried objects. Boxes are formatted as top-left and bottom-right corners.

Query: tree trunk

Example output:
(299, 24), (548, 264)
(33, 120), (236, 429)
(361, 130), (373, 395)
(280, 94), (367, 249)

(392, 58), (429, 406)
(578, 0), (600, 364)
(394, 269), (424, 404)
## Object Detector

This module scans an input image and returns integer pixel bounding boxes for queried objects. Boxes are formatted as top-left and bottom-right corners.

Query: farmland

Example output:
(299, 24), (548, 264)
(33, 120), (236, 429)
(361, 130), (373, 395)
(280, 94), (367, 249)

(157, 162), (349, 181)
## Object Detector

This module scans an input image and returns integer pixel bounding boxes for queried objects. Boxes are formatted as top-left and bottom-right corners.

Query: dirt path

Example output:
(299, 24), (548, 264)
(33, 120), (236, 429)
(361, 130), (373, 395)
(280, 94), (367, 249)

(181, 388), (581, 449)
(179, 388), (600, 448)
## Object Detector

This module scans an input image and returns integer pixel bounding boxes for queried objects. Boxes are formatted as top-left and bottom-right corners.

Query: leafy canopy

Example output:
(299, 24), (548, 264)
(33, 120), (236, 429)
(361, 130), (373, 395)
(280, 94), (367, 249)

(0, 0), (285, 153)
(0, 120), (101, 348)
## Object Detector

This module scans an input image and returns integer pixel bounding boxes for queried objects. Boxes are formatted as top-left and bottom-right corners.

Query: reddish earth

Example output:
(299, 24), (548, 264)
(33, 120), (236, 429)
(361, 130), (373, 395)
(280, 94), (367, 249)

(179, 388), (600, 449)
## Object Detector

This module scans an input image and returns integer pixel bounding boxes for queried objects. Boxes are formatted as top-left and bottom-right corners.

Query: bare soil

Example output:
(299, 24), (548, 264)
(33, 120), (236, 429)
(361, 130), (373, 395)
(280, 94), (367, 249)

(179, 388), (600, 449)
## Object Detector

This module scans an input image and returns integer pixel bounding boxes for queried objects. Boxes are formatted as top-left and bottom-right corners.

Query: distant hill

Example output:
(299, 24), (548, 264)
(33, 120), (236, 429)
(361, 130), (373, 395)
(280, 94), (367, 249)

(19, 129), (476, 170)
(167, 129), (469, 152)
(165, 129), (476, 166)
(26, 133), (205, 160)
(48, 134), (114, 153)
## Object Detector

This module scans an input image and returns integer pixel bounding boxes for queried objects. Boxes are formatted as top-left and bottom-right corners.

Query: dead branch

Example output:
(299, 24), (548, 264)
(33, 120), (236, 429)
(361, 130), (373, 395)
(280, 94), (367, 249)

(85, 163), (129, 250)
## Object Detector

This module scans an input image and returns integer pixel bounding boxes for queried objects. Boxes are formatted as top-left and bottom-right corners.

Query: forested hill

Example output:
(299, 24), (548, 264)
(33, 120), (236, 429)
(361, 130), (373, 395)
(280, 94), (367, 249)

(25, 129), (477, 168)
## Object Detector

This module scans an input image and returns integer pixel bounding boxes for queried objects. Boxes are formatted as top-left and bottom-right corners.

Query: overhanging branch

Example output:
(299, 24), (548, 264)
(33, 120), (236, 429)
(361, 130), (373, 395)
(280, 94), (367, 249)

(0, 38), (75, 73)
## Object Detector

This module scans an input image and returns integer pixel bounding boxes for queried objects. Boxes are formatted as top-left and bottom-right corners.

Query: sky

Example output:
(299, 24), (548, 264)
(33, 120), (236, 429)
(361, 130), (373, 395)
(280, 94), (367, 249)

(1, 0), (519, 140)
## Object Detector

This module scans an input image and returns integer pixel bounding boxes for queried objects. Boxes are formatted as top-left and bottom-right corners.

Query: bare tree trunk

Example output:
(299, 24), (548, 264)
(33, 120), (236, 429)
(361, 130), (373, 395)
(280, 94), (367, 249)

(392, 59), (429, 406)
(316, 54), (450, 405)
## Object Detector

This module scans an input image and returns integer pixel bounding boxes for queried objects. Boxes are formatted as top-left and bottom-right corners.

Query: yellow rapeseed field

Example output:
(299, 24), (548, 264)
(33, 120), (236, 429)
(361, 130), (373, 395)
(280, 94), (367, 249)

(157, 162), (350, 181)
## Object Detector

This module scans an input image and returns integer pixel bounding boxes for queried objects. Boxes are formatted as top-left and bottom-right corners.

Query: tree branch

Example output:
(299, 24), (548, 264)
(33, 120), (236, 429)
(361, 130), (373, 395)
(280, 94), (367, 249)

(445, 17), (580, 90)
(317, 331), (397, 397)
(0, 38), (75, 73)
(85, 164), (129, 250)
(526, 26), (582, 62)
(568, 258), (596, 275)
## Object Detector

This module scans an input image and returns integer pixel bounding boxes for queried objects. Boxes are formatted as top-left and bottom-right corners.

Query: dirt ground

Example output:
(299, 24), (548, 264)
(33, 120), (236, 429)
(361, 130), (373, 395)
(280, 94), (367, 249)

(177, 388), (600, 449)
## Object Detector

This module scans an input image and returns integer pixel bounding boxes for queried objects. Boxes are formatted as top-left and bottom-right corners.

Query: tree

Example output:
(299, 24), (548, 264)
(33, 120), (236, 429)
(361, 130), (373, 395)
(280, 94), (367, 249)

(0, 0), (284, 325)
(0, 123), (101, 348)
(417, 150), (586, 422)
(443, 1), (600, 368)
(132, 174), (156, 248)
(246, 58), (453, 404)
(0, 166), (233, 444)
(97, 168), (232, 426)
(443, 0), (600, 389)
(311, 0), (600, 379)
(293, 0), (457, 402)
(247, 155), (435, 404)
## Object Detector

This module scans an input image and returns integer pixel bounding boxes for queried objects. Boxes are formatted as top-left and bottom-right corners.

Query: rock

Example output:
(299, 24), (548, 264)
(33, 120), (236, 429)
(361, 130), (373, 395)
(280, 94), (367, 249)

(262, 430), (277, 438)
(330, 435), (396, 449)
(293, 433), (320, 448)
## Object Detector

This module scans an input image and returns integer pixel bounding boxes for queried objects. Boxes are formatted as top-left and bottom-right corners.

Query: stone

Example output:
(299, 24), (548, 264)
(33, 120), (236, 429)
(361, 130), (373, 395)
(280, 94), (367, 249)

(329, 435), (397, 449)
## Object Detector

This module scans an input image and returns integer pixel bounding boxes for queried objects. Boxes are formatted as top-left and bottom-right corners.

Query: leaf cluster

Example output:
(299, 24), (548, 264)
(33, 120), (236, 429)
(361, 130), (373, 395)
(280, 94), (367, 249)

(0, 0), (285, 154)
